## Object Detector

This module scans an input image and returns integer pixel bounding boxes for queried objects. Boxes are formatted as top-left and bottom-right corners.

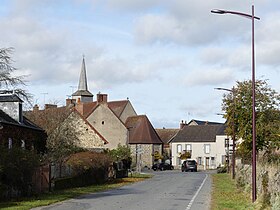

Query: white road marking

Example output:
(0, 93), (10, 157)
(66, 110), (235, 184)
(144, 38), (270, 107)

(186, 174), (208, 210)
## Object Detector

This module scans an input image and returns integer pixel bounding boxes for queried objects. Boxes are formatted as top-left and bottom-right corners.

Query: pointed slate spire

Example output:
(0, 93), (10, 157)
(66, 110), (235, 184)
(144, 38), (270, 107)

(78, 55), (88, 91)
(72, 55), (93, 102)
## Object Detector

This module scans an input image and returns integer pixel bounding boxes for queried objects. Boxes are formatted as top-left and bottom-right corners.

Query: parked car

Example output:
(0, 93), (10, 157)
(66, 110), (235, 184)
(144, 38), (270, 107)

(152, 162), (174, 171)
(181, 159), (197, 172)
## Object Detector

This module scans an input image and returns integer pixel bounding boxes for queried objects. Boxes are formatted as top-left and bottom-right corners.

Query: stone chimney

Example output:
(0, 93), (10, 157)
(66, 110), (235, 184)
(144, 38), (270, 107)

(33, 104), (39, 111)
(97, 93), (108, 104)
(44, 104), (57, 110)
(180, 120), (187, 129)
(66, 99), (76, 106)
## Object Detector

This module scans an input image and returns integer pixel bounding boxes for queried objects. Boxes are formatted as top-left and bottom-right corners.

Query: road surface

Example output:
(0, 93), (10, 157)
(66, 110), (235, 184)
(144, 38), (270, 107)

(33, 170), (213, 210)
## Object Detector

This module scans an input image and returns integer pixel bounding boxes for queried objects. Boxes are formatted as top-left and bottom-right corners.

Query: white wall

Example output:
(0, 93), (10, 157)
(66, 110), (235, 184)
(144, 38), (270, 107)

(87, 104), (128, 150)
(171, 135), (232, 169)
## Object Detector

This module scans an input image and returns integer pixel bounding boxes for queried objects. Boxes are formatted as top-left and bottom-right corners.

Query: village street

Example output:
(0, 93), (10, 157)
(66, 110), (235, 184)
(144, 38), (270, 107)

(33, 170), (213, 210)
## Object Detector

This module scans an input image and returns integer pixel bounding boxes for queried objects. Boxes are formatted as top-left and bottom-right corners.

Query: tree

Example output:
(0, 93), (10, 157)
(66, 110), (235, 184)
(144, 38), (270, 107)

(108, 144), (131, 162)
(222, 79), (280, 157)
(0, 48), (31, 103)
(25, 107), (83, 177)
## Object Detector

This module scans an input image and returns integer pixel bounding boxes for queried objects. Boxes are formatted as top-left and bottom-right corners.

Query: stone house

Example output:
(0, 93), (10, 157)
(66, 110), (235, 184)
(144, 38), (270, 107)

(125, 115), (163, 168)
(74, 93), (137, 150)
(25, 104), (108, 151)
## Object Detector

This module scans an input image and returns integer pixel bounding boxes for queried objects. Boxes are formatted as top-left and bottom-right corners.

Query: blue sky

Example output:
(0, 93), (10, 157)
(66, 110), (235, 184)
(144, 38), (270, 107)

(0, 0), (280, 128)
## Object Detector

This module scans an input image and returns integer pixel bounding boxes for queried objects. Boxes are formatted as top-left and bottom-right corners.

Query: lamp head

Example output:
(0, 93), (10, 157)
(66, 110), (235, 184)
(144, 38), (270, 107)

(211, 9), (226, 14)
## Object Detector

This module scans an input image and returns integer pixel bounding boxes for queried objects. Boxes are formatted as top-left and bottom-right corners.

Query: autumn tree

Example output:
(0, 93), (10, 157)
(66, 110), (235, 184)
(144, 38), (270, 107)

(221, 79), (280, 159)
(24, 107), (83, 176)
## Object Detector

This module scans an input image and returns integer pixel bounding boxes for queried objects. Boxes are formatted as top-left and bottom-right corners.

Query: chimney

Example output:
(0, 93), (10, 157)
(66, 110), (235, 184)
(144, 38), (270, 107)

(66, 99), (76, 106)
(44, 104), (57, 110)
(33, 104), (39, 111)
(75, 102), (84, 116)
(180, 120), (187, 129)
(97, 93), (108, 104)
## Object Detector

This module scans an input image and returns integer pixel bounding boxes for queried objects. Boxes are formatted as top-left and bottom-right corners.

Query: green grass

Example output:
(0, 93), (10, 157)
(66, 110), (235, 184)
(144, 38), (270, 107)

(211, 173), (255, 210)
(0, 173), (153, 210)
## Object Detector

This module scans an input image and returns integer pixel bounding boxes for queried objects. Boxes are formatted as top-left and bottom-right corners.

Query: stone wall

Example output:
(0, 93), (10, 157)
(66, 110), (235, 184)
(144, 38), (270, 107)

(235, 162), (280, 209)
(130, 144), (162, 169)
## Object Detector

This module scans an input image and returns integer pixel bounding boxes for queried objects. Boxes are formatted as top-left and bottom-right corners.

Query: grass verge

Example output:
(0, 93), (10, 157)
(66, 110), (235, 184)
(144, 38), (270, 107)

(211, 173), (255, 210)
(0, 173), (153, 210)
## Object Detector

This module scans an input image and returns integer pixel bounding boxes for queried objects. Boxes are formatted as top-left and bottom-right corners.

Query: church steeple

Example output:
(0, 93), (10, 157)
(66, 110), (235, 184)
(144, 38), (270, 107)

(72, 56), (93, 103)
(78, 55), (88, 91)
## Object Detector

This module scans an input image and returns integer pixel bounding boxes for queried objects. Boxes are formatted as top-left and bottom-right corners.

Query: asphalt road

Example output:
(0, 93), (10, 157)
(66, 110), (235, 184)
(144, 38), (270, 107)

(33, 170), (213, 210)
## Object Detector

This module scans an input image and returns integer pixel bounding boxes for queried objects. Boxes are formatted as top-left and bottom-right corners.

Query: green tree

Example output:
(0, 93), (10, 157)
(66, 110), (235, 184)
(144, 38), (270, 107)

(0, 47), (31, 103)
(108, 144), (131, 162)
(222, 79), (280, 156)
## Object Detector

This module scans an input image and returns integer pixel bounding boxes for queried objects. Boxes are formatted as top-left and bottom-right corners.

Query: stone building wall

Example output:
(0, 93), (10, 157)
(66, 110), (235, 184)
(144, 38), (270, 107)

(87, 104), (127, 150)
(130, 144), (163, 169)
(58, 111), (106, 149)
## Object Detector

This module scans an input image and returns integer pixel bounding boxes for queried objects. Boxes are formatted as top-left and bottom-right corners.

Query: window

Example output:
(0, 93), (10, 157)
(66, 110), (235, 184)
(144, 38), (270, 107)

(186, 144), (192, 153)
(21, 140), (25, 149)
(177, 144), (182, 153)
(204, 144), (210, 154)
(8, 138), (12, 149)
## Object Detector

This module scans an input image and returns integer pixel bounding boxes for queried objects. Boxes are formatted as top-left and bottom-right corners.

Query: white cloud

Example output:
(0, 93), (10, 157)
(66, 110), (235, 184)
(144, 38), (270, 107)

(183, 67), (234, 87)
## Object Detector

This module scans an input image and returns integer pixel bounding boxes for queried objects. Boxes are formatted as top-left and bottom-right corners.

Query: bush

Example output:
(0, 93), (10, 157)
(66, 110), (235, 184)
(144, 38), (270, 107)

(66, 151), (112, 175)
(0, 146), (40, 200)
(217, 165), (227, 173)
(52, 151), (113, 190)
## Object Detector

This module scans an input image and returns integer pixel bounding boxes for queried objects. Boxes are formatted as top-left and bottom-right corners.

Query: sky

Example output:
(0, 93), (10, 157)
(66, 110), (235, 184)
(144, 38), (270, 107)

(0, 0), (280, 128)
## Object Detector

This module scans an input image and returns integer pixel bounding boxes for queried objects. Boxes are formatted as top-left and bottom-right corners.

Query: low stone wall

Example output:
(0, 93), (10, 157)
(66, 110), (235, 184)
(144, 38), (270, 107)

(235, 162), (280, 209)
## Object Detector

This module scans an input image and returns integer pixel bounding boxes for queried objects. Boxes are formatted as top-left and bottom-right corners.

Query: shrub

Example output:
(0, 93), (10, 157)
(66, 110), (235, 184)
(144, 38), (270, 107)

(0, 146), (40, 200)
(53, 151), (113, 190)
(217, 165), (227, 173)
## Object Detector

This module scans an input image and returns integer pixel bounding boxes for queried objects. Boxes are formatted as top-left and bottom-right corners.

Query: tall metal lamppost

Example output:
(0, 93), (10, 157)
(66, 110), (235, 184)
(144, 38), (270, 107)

(211, 5), (260, 202)
(215, 87), (236, 180)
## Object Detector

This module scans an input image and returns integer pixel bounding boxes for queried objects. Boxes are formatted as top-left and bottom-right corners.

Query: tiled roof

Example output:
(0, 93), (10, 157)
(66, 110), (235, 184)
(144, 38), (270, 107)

(126, 115), (163, 144)
(108, 100), (128, 117)
(155, 128), (179, 144)
(76, 101), (98, 118)
(171, 124), (226, 143)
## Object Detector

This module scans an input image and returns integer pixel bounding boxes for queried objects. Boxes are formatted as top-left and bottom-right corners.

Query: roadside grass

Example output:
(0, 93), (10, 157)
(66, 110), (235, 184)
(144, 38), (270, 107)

(211, 173), (255, 210)
(0, 173), (153, 210)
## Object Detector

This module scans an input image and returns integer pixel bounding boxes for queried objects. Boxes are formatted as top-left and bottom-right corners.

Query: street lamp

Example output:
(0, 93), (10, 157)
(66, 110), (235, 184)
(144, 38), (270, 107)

(215, 87), (236, 180)
(211, 5), (260, 202)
